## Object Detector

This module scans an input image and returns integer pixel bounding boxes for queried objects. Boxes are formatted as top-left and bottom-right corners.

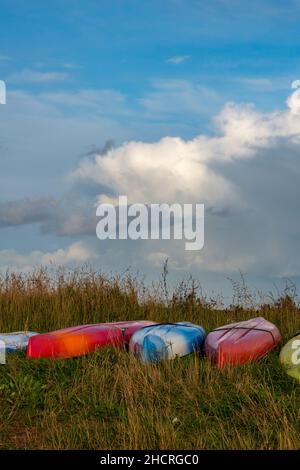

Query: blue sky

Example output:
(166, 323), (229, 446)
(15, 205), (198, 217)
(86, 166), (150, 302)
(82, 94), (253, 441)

(2, 1), (300, 102)
(1, 0), (300, 301)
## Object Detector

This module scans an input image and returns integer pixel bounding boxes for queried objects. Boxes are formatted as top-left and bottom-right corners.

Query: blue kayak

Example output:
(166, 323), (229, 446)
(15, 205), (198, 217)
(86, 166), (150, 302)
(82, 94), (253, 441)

(0, 331), (39, 353)
(129, 322), (206, 363)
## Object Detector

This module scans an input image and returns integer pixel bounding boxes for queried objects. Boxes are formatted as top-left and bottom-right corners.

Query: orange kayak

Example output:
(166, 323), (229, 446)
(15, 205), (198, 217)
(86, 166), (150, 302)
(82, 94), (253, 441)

(27, 321), (156, 359)
(204, 317), (281, 368)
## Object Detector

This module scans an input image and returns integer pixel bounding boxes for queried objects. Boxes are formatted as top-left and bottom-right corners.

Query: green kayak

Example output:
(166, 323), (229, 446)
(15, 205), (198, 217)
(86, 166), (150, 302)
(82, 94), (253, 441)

(280, 333), (300, 382)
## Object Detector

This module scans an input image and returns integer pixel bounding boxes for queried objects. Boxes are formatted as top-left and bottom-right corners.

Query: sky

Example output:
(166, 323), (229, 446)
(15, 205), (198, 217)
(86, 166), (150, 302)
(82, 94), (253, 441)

(1, 0), (300, 302)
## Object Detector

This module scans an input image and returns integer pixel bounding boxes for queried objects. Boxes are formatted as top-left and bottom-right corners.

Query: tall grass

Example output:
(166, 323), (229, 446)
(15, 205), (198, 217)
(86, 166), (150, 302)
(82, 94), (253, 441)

(0, 267), (299, 449)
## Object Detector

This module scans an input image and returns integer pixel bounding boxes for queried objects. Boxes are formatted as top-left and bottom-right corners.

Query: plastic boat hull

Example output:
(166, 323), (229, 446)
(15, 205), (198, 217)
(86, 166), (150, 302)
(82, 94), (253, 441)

(27, 321), (156, 359)
(204, 317), (281, 368)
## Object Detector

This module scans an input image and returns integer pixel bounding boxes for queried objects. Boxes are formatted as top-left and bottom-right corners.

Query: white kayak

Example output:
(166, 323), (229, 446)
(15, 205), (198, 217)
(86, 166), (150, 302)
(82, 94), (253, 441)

(0, 331), (39, 353)
(129, 322), (206, 363)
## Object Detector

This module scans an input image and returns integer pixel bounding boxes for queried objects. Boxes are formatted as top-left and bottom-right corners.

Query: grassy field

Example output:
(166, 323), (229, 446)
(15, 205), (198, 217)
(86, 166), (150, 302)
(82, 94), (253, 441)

(0, 268), (299, 450)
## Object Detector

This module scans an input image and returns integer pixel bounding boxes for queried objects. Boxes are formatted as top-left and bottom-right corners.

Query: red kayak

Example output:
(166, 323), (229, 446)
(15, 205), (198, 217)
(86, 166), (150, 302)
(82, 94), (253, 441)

(204, 317), (281, 368)
(27, 321), (156, 359)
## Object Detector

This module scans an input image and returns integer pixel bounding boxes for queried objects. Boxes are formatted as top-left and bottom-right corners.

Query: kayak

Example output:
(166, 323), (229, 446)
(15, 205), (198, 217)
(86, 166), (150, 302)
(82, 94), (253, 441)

(280, 332), (300, 382)
(27, 321), (156, 359)
(129, 322), (206, 363)
(0, 331), (39, 353)
(204, 317), (281, 368)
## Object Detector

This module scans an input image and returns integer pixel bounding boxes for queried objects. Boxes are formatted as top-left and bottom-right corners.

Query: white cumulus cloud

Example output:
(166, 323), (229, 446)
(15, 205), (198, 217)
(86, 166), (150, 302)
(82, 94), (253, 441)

(71, 87), (300, 206)
(0, 242), (94, 273)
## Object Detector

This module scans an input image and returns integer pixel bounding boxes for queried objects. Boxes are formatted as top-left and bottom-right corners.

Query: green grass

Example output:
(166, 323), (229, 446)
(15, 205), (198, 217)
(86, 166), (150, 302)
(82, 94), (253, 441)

(0, 268), (299, 449)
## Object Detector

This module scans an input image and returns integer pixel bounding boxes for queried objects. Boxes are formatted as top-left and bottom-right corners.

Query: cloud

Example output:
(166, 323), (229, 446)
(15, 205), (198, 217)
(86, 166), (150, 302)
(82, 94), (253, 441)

(0, 197), (97, 237)
(139, 79), (220, 118)
(291, 79), (300, 89)
(0, 198), (56, 228)
(0, 89), (131, 200)
(145, 241), (256, 274)
(71, 135), (236, 207)
(166, 55), (190, 65)
(61, 63), (81, 69)
(234, 76), (291, 92)
(8, 69), (69, 83)
(0, 80), (219, 203)
(3, 86), (300, 283)
(235, 77), (273, 90)
(39, 89), (129, 115)
(72, 86), (300, 206)
(0, 242), (94, 273)
(287, 87), (300, 114)
(67, 87), (300, 279)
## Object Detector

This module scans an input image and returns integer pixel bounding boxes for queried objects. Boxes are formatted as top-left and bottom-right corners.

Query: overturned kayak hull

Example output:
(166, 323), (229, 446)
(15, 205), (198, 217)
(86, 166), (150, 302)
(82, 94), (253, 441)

(27, 321), (156, 359)
(280, 333), (300, 382)
(204, 317), (281, 368)
(0, 331), (39, 353)
(129, 322), (206, 363)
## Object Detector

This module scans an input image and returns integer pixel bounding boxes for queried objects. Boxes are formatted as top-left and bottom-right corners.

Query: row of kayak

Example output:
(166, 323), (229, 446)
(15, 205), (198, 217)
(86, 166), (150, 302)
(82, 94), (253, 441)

(0, 317), (299, 381)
